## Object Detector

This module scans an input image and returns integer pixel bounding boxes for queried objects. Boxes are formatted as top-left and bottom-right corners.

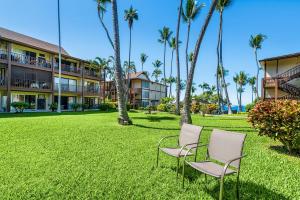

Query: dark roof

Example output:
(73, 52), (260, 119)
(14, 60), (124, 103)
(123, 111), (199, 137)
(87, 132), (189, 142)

(259, 52), (300, 62)
(0, 27), (70, 56)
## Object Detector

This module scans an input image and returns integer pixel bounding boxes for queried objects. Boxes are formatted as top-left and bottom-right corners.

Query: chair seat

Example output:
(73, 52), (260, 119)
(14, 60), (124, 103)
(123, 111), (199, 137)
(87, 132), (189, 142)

(188, 161), (236, 178)
(160, 147), (193, 158)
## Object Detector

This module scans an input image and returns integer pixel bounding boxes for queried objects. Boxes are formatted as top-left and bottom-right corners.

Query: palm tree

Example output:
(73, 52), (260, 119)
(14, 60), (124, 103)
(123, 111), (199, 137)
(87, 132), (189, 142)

(140, 53), (148, 71)
(166, 76), (176, 97)
(248, 76), (256, 103)
(233, 74), (240, 109)
(182, 0), (205, 78)
(158, 27), (173, 96)
(198, 82), (210, 93)
(169, 37), (181, 98)
(237, 71), (248, 112)
(181, 0), (218, 124)
(95, 57), (111, 103)
(57, 0), (62, 113)
(152, 60), (163, 82)
(175, 0), (184, 115)
(111, 0), (131, 125)
(216, 0), (233, 115)
(249, 34), (267, 99)
(96, 0), (114, 49)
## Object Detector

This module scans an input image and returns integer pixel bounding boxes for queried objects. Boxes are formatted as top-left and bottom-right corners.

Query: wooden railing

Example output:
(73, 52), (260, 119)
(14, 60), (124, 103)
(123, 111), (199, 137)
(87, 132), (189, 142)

(12, 80), (51, 90)
(54, 63), (81, 74)
(277, 64), (300, 79)
(0, 50), (8, 60)
(11, 52), (52, 69)
(84, 69), (100, 78)
(0, 78), (6, 87)
(54, 83), (80, 93)
(84, 86), (100, 95)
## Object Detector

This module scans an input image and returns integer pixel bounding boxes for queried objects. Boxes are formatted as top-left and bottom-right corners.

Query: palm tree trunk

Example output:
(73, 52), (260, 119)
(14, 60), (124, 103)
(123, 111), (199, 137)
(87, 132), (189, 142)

(185, 21), (191, 79)
(111, 0), (131, 125)
(169, 49), (174, 97)
(251, 86), (254, 103)
(163, 41), (167, 96)
(97, 10), (115, 50)
(239, 86), (242, 112)
(235, 83), (239, 109)
(142, 63), (144, 72)
(175, 0), (183, 115)
(103, 69), (106, 103)
(181, 0), (218, 125)
(255, 49), (260, 99)
(219, 11), (232, 114)
(126, 28), (132, 104)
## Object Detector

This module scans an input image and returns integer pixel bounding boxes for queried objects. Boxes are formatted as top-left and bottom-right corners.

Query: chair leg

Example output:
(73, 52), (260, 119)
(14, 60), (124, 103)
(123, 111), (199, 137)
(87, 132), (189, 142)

(176, 157), (179, 178)
(182, 160), (185, 188)
(236, 174), (240, 199)
(204, 174), (208, 190)
(156, 148), (160, 168)
(219, 177), (225, 200)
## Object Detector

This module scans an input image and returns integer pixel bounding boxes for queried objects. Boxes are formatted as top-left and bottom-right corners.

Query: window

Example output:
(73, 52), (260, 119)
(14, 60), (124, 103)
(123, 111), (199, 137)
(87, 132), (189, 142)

(142, 81), (150, 89)
(142, 90), (149, 99)
(142, 100), (149, 107)
(12, 94), (36, 110)
(55, 77), (77, 92)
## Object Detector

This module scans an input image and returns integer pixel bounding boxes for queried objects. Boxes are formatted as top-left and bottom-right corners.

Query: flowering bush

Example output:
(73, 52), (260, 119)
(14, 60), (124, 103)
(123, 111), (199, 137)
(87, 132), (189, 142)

(248, 100), (300, 153)
(190, 102), (200, 114)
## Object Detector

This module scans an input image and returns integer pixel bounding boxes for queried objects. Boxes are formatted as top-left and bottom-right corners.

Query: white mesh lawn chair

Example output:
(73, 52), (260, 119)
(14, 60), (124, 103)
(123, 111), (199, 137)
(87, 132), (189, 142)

(182, 129), (247, 200)
(156, 124), (203, 176)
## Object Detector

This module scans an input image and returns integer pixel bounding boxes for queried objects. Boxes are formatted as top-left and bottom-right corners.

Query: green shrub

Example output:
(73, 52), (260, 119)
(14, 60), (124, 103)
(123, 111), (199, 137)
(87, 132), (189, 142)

(11, 102), (29, 113)
(71, 103), (81, 112)
(49, 103), (58, 112)
(199, 104), (218, 116)
(160, 97), (175, 104)
(248, 100), (300, 154)
(157, 103), (167, 112)
(190, 102), (200, 114)
(99, 102), (117, 111)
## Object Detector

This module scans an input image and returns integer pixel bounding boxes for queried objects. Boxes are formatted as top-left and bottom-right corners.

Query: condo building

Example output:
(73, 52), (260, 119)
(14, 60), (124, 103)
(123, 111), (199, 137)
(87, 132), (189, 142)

(0, 27), (102, 112)
(260, 52), (300, 100)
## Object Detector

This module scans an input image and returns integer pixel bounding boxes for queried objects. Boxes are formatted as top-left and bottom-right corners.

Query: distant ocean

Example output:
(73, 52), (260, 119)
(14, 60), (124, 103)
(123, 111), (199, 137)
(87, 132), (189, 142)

(223, 105), (246, 112)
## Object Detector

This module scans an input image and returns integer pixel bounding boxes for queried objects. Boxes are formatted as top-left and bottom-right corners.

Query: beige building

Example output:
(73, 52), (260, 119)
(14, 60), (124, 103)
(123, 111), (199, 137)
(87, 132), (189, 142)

(260, 52), (300, 100)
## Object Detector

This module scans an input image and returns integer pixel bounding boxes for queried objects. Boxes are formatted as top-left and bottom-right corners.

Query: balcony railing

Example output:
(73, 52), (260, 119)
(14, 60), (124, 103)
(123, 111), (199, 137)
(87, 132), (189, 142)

(84, 69), (100, 78)
(263, 78), (277, 87)
(0, 50), (8, 60)
(54, 63), (81, 74)
(11, 52), (52, 69)
(0, 78), (6, 88)
(11, 80), (51, 90)
(54, 83), (80, 93)
(84, 86), (100, 95)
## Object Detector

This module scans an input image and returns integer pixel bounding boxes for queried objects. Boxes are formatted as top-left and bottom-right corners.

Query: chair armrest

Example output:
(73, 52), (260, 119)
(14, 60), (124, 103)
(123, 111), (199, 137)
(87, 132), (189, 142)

(157, 135), (178, 149)
(183, 144), (208, 162)
(222, 154), (247, 177)
(177, 142), (199, 157)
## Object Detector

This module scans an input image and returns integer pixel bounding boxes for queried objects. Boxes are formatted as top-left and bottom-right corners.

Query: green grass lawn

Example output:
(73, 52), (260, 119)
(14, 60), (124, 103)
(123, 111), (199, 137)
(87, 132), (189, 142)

(0, 111), (299, 199)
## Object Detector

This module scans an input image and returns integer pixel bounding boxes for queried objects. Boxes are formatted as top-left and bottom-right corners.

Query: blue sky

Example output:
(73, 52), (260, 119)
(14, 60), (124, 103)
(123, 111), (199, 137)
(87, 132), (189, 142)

(0, 0), (299, 104)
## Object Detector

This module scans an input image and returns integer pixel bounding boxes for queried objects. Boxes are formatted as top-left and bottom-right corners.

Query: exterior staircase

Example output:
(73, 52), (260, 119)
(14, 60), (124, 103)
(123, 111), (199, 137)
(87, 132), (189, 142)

(277, 65), (300, 98)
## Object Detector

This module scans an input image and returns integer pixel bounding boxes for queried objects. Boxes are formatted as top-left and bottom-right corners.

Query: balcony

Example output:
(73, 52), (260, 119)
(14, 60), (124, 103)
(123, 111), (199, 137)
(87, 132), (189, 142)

(11, 80), (52, 91)
(0, 50), (8, 61)
(0, 78), (6, 89)
(11, 52), (52, 69)
(84, 86), (100, 96)
(54, 83), (81, 93)
(131, 88), (142, 94)
(263, 78), (277, 88)
(84, 69), (100, 79)
(54, 63), (81, 74)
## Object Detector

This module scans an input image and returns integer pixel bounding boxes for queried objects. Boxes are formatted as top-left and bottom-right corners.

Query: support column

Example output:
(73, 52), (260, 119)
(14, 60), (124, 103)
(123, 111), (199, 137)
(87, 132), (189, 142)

(101, 69), (104, 103)
(275, 79), (278, 100)
(261, 79), (265, 100)
(51, 55), (55, 104)
(6, 43), (12, 112)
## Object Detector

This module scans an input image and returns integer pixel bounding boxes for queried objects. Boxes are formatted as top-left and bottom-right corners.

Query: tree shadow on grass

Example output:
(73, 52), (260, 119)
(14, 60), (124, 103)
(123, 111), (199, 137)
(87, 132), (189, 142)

(131, 116), (177, 122)
(133, 124), (180, 131)
(270, 145), (300, 158)
(202, 126), (255, 133)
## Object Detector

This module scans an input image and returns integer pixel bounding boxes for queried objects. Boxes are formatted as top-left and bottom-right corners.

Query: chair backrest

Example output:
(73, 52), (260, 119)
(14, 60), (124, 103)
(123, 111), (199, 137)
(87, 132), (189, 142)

(179, 124), (203, 149)
(208, 129), (246, 168)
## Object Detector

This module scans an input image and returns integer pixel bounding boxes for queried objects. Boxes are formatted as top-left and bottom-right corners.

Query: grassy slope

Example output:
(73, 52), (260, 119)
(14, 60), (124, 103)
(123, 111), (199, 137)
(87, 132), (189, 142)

(0, 112), (299, 199)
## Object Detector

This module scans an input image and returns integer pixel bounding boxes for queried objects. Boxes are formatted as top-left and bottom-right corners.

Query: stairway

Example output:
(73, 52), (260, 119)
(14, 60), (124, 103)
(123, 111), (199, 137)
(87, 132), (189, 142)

(277, 65), (300, 98)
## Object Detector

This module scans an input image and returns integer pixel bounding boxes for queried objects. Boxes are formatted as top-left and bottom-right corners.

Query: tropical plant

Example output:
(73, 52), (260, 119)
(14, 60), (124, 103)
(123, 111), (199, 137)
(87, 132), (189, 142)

(111, 0), (132, 125)
(181, 0), (218, 124)
(140, 53), (148, 71)
(49, 103), (58, 112)
(236, 71), (248, 112)
(165, 76), (176, 97)
(216, 0), (233, 115)
(248, 76), (256, 103)
(94, 57), (111, 103)
(174, 0), (184, 115)
(169, 37), (181, 98)
(248, 100), (300, 154)
(198, 82), (210, 93)
(152, 60), (163, 82)
(233, 74), (240, 109)
(182, 0), (205, 78)
(71, 103), (81, 112)
(158, 26), (173, 96)
(249, 34), (267, 99)
(11, 102), (29, 113)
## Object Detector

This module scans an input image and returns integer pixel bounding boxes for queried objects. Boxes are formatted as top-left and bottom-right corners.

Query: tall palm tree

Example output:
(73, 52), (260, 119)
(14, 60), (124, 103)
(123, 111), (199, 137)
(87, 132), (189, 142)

(140, 53), (148, 71)
(237, 71), (248, 112)
(123, 61), (136, 74)
(182, 0), (205, 78)
(95, 57), (111, 103)
(57, 0), (62, 113)
(248, 76), (256, 103)
(96, 0), (114, 49)
(198, 82), (210, 94)
(158, 27), (173, 96)
(169, 37), (181, 98)
(216, 0), (232, 114)
(249, 34), (267, 99)
(233, 74), (240, 109)
(175, 0), (184, 115)
(152, 60), (163, 82)
(111, 0), (131, 125)
(181, 0), (218, 124)
(124, 6), (138, 103)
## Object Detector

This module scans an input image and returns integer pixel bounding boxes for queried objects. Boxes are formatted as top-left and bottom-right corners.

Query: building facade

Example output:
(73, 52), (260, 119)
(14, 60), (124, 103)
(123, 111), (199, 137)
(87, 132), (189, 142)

(260, 52), (300, 100)
(0, 27), (102, 112)
(105, 72), (167, 107)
